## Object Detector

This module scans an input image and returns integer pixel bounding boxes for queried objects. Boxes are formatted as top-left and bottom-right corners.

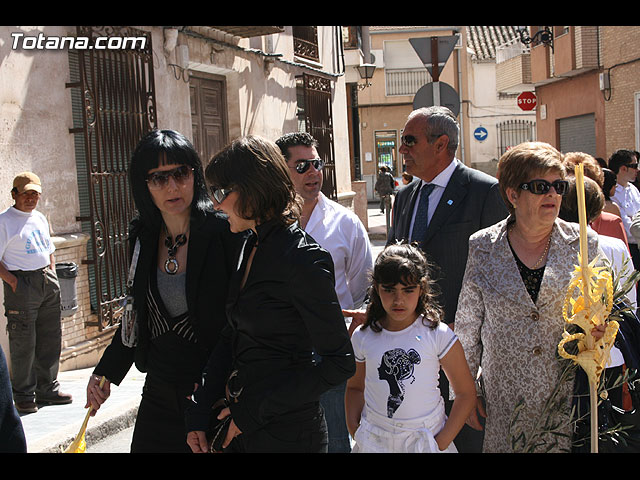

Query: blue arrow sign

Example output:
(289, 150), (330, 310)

(474, 126), (488, 141)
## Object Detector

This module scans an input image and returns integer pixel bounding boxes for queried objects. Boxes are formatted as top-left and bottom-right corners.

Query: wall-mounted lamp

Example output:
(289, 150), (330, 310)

(356, 63), (376, 90)
(517, 26), (554, 51)
(168, 44), (189, 82)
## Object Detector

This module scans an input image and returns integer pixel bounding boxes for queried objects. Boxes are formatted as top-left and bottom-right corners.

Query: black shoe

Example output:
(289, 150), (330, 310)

(36, 392), (73, 405)
(15, 400), (38, 414)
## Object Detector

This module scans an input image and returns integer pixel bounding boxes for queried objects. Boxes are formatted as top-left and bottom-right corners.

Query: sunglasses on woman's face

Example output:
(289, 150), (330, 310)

(146, 165), (193, 190)
(210, 187), (234, 204)
(293, 158), (324, 174)
(519, 179), (569, 196)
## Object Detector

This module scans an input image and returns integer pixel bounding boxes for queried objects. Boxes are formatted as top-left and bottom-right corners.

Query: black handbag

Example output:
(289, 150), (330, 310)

(207, 398), (231, 453)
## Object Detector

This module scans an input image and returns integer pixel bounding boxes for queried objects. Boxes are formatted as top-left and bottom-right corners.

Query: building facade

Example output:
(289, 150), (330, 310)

(517, 26), (640, 160)
(0, 25), (361, 371)
(346, 26), (535, 200)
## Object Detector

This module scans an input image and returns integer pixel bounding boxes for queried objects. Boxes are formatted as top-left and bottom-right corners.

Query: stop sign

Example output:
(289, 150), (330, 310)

(517, 91), (537, 111)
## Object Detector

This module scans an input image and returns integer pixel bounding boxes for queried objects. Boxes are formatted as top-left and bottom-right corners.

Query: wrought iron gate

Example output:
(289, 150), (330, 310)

(67, 26), (157, 329)
(497, 119), (536, 158)
(298, 73), (338, 200)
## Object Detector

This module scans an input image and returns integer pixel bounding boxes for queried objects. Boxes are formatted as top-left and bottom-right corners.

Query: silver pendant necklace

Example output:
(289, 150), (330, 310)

(163, 225), (187, 275)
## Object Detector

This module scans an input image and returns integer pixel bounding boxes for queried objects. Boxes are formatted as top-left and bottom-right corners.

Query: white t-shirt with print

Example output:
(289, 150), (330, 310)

(351, 316), (457, 421)
(0, 206), (55, 271)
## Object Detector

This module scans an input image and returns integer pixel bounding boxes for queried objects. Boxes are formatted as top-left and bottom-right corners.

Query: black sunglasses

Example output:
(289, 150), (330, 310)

(146, 165), (193, 190)
(626, 163), (639, 169)
(519, 179), (569, 196)
(292, 158), (324, 174)
(401, 135), (418, 147)
(210, 187), (234, 204)
(401, 133), (444, 147)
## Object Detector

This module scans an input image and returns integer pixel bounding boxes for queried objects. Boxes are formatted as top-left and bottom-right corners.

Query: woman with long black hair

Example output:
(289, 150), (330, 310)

(85, 129), (239, 452)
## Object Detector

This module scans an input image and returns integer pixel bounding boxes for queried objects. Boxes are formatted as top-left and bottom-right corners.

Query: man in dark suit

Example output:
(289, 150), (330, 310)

(388, 106), (507, 452)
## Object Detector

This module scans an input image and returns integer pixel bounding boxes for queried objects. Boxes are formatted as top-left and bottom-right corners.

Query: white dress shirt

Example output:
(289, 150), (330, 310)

(611, 183), (640, 245)
(304, 193), (374, 310)
(594, 228), (635, 367)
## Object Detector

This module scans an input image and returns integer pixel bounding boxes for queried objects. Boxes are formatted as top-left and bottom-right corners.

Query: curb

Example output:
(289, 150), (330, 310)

(368, 232), (387, 241)
(29, 400), (139, 453)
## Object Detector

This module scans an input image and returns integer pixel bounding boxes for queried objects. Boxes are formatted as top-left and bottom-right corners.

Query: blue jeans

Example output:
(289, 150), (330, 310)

(319, 381), (351, 453)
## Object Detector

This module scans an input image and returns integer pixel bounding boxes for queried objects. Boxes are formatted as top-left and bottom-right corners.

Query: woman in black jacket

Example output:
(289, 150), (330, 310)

(185, 135), (356, 453)
(85, 129), (239, 452)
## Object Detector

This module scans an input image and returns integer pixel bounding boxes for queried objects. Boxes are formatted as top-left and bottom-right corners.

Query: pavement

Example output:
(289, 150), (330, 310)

(19, 366), (145, 453)
(15, 201), (391, 454)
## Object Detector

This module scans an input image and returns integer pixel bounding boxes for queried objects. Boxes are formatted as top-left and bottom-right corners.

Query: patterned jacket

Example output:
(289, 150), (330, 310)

(455, 216), (600, 452)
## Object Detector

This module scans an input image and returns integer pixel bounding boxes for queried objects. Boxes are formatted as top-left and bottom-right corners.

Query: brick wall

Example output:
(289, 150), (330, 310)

(601, 26), (640, 155)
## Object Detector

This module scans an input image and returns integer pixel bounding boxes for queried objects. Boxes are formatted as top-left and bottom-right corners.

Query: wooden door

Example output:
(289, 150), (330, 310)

(190, 74), (228, 164)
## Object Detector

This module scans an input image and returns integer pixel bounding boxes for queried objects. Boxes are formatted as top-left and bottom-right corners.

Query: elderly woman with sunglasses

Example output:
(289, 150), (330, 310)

(185, 135), (355, 453)
(454, 142), (607, 453)
(85, 129), (239, 452)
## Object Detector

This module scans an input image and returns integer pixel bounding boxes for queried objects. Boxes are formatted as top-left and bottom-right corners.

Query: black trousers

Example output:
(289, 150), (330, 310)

(225, 402), (328, 453)
(130, 375), (193, 453)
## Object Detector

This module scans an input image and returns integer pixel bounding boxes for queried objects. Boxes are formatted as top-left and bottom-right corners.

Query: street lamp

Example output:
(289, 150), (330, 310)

(516, 26), (554, 51)
(356, 63), (376, 90)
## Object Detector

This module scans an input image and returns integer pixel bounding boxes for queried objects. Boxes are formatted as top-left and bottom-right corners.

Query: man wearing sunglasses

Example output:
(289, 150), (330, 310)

(609, 149), (640, 274)
(388, 106), (507, 452)
(276, 132), (373, 453)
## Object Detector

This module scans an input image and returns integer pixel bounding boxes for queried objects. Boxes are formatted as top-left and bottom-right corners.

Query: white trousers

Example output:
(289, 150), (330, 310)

(352, 398), (457, 453)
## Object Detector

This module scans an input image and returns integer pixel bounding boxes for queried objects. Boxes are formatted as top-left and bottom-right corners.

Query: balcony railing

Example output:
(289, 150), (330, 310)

(385, 68), (431, 96)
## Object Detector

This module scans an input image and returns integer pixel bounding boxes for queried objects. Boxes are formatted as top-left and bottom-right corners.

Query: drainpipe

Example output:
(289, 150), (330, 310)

(456, 36), (466, 165)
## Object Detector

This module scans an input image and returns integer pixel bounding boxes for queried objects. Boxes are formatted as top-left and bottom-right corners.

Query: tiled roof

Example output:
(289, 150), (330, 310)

(466, 26), (520, 60)
(368, 26), (522, 61)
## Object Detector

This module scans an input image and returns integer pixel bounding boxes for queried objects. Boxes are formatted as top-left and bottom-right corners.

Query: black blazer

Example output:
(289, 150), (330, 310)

(185, 218), (355, 436)
(94, 209), (241, 385)
(388, 161), (508, 324)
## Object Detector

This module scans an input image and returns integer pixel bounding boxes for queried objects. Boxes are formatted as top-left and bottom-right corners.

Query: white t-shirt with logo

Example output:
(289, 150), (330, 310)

(0, 206), (55, 271)
(351, 316), (457, 421)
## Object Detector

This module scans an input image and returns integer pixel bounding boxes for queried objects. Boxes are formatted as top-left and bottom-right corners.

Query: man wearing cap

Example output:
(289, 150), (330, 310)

(0, 172), (71, 414)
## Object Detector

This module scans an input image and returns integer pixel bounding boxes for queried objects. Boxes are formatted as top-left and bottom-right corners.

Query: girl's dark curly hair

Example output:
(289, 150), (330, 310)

(363, 242), (443, 332)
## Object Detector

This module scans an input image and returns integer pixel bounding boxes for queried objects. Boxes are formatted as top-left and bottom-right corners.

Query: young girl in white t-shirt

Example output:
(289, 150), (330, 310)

(346, 242), (476, 453)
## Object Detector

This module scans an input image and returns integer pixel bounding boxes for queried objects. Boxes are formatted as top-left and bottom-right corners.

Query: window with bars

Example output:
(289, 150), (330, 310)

(497, 119), (537, 157)
(67, 26), (157, 329)
(293, 26), (319, 62)
(296, 73), (337, 200)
